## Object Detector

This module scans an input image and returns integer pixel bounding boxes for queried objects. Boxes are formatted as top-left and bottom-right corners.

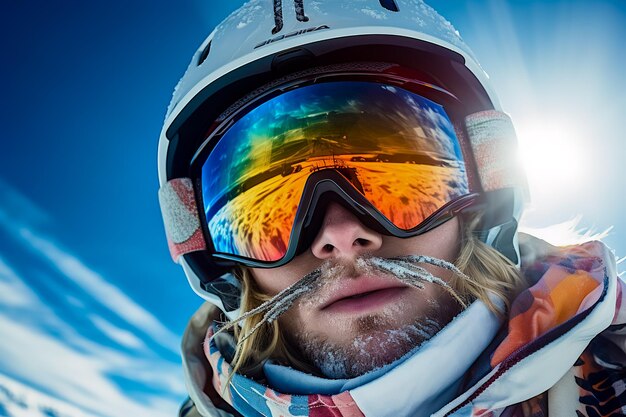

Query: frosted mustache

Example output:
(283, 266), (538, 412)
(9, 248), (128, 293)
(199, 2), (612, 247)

(213, 255), (470, 347)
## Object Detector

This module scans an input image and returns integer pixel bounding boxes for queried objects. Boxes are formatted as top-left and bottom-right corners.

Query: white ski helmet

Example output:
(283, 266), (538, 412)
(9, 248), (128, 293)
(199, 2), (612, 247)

(157, 0), (529, 319)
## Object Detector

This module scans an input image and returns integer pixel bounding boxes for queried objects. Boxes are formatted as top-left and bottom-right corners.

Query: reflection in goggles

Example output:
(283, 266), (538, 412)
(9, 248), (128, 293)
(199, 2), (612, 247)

(201, 81), (469, 262)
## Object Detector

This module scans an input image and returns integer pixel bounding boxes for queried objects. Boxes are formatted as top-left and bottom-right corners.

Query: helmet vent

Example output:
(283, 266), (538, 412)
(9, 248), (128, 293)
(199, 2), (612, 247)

(379, 0), (399, 12)
(197, 41), (211, 66)
(272, 0), (310, 34)
(272, 0), (284, 34)
(294, 0), (310, 22)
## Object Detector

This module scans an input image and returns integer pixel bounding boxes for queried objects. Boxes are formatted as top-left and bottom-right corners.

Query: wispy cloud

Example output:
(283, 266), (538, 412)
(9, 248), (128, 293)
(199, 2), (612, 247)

(0, 178), (187, 417)
(0, 178), (179, 353)
(16, 227), (180, 353)
(88, 315), (147, 351)
(0, 317), (181, 417)
(0, 257), (40, 308)
(0, 373), (99, 417)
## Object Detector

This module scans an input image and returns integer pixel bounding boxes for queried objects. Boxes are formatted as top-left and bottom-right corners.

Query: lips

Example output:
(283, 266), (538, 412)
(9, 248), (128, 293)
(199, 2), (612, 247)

(320, 276), (408, 314)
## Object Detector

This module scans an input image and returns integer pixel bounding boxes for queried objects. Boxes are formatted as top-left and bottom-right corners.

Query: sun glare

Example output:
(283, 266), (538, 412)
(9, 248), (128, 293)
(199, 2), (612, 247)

(515, 117), (588, 203)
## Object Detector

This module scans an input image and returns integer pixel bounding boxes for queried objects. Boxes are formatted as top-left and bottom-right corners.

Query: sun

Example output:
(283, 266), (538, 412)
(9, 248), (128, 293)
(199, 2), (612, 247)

(514, 116), (589, 208)
(517, 120), (583, 183)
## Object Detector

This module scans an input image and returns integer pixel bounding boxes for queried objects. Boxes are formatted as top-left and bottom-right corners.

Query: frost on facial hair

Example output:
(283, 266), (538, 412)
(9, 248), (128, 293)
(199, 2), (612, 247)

(212, 267), (322, 344)
(212, 254), (469, 352)
(369, 255), (468, 308)
(303, 318), (443, 379)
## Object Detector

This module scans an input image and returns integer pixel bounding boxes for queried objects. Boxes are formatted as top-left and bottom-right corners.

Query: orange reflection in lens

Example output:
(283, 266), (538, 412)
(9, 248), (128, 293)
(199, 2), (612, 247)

(305, 155), (467, 230)
(208, 155), (467, 261)
(208, 168), (308, 262)
(354, 159), (468, 230)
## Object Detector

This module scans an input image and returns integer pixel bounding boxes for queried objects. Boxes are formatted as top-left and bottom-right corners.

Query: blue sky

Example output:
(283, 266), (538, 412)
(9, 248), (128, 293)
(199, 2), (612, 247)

(1, 1), (625, 416)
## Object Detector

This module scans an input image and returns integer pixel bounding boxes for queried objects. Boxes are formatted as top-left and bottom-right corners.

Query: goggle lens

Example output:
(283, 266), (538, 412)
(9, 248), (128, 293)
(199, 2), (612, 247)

(200, 81), (469, 262)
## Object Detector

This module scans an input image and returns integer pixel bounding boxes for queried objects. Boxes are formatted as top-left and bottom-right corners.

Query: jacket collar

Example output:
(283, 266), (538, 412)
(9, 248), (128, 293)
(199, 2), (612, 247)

(436, 236), (620, 416)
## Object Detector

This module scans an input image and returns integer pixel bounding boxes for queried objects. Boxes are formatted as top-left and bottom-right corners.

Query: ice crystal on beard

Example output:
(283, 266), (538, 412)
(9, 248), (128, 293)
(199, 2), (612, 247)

(307, 320), (443, 379)
(369, 255), (468, 308)
(212, 254), (469, 350)
(212, 268), (321, 343)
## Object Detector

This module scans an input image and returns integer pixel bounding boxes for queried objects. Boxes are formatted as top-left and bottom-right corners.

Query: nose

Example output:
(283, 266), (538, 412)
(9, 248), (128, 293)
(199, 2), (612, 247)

(310, 202), (383, 261)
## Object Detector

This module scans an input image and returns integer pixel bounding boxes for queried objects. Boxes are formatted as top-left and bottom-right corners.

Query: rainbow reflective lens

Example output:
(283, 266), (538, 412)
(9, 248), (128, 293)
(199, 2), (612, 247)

(200, 81), (469, 263)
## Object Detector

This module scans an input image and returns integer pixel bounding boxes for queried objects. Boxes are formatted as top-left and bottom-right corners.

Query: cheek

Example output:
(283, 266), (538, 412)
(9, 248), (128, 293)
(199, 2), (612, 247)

(250, 269), (285, 296)
(399, 217), (461, 262)
(250, 263), (308, 296)
(251, 251), (323, 296)
(277, 301), (310, 343)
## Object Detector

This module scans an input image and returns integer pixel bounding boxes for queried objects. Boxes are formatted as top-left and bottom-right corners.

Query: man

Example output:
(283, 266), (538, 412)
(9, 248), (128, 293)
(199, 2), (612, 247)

(157, 1), (624, 415)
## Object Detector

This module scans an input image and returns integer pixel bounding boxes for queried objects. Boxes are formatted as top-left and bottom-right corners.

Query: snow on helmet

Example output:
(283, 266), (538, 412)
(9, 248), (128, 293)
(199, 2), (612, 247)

(157, 0), (530, 318)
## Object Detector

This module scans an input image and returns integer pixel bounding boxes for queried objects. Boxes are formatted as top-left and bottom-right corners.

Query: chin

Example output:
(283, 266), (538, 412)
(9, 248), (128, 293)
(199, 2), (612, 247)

(296, 313), (443, 379)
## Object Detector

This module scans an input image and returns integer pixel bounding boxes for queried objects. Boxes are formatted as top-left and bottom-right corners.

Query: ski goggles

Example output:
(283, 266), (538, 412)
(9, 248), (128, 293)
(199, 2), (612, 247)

(186, 79), (478, 267)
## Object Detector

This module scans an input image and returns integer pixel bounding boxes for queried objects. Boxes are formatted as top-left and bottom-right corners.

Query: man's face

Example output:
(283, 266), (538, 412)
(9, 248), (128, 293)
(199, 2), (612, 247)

(250, 202), (463, 378)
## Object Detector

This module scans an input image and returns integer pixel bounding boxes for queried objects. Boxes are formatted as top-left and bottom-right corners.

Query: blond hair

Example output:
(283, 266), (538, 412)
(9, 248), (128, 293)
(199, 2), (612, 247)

(228, 211), (527, 377)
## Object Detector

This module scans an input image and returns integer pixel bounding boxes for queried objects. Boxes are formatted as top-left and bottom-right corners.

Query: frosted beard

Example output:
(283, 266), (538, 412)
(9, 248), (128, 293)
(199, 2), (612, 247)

(213, 254), (470, 379)
(282, 256), (465, 379)
(294, 312), (445, 379)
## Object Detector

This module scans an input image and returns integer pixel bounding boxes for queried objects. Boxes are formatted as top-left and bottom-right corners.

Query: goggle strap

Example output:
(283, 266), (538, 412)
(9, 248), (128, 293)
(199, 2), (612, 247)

(466, 110), (530, 201)
(158, 177), (207, 262)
